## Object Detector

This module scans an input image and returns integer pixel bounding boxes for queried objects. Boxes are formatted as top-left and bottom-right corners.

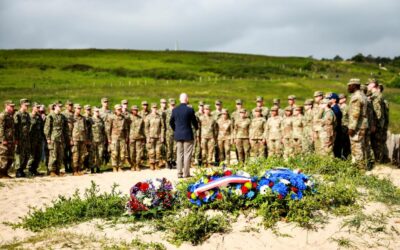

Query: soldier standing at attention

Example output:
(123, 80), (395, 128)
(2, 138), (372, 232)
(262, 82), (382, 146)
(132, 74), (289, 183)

(231, 99), (244, 124)
(83, 105), (94, 172)
(44, 101), (69, 176)
(193, 101), (204, 166)
(145, 103), (165, 170)
(0, 101), (16, 179)
(347, 79), (368, 169)
(139, 101), (150, 119)
(128, 105), (145, 171)
(108, 104), (129, 172)
(212, 100), (223, 165)
(312, 91), (324, 154)
(199, 105), (217, 167)
(99, 97), (112, 164)
(159, 99), (168, 167)
(339, 94), (351, 159)
(272, 98), (285, 117)
(252, 96), (269, 119)
(303, 99), (314, 154)
(292, 106), (305, 156)
(70, 104), (88, 176)
(379, 84), (390, 163)
(62, 100), (74, 173)
(121, 100), (129, 118)
(249, 107), (267, 158)
(27, 102), (45, 176)
(282, 106), (294, 160)
(165, 98), (177, 169)
(216, 109), (232, 166)
(361, 84), (375, 169)
(265, 106), (282, 158)
(287, 95), (297, 110)
(91, 107), (105, 173)
(320, 99), (336, 156)
(234, 109), (251, 164)
(14, 99), (31, 177)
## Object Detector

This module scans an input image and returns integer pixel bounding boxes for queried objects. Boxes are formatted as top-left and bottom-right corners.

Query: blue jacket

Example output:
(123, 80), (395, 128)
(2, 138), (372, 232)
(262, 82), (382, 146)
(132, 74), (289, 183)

(169, 103), (199, 141)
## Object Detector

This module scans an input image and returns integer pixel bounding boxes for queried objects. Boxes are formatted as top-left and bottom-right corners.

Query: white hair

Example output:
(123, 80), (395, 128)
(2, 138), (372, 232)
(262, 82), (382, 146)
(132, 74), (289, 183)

(179, 93), (188, 104)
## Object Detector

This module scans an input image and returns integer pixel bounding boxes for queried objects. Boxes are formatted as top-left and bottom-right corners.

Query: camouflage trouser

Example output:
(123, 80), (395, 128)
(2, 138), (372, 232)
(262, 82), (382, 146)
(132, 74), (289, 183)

(147, 138), (162, 164)
(350, 129), (366, 169)
(371, 129), (385, 163)
(84, 144), (93, 169)
(193, 135), (201, 163)
(64, 144), (72, 172)
(201, 138), (215, 165)
(92, 141), (104, 168)
(0, 143), (15, 174)
(72, 141), (87, 172)
(267, 139), (282, 158)
(302, 128), (314, 154)
(27, 141), (42, 172)
(292, 138), (302, 156)
(166, 133), (176, 162)
(111, 139), (126, 167)
(364, 131), (374, 169)
(320, 131), (334, 157)
(250, 139), (265, 158)
(235, 138), (250, 163)
(129, 139), (144, 166)
(218, 139), (231, 165)
(48, 141), (65, 173)
(282, 138), (293, 160)
(15, 144), (30, 172)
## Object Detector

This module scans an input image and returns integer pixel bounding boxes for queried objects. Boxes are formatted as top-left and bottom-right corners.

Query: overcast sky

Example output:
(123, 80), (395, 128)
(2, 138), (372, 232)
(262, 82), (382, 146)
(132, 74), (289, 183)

(1, 0), (399, 58)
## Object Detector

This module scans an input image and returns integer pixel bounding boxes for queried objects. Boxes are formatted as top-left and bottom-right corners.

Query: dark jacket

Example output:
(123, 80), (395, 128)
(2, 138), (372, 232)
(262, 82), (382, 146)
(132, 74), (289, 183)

(170, 103), (198, 141)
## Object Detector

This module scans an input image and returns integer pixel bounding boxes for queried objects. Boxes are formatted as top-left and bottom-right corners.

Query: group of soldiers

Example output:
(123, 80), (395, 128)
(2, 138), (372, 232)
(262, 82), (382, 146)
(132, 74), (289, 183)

(0, 78), (390, 178)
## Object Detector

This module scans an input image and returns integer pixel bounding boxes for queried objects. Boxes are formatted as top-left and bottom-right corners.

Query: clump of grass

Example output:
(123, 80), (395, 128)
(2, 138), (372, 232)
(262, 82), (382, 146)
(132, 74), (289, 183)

(14, 181), (127, 232)
(330, 237), (356, 249)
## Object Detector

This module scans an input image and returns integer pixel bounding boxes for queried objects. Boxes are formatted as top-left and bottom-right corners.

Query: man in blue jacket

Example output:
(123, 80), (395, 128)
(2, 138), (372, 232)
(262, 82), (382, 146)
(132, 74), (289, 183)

(169, 93), (198, 178)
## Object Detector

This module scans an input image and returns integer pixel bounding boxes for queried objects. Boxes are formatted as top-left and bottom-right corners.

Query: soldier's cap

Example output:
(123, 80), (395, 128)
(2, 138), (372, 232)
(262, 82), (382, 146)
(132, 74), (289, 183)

(101, 97), (108, 103)
(198, 101), (204, 106)
(254, 107), (262, 112)
(221, 108), (228, 114)
(54, 101), (63, 107)
(160, 98), (167, 103)
(239, 108), (247, 113)
(367, 78), (378, 84)
(84, 105), (91, 110)
(256, 96), (263, 102)
(20, 98), (30, 106)
(215, 100), (222, 105)
(93, 106), (100, 112)
(347, 78), (361, 86)
(270, 106), (279, 111)
(32, 102), (41, 108)
(74, 104), (82, 109)
(295, 106), (303, 111)
(121, 99), (128, 105)
(304, 99), (313, 105)
(169, 98), (176, 104)
(284, 106), (293, 112)
(273, 98), (280, 104)
(141, 101), (148, 105)
(288, 95), (296, 100)
(204, 104), (211, 110)
(360, 84), (367, 90)
(48, 103), (55, 109)
(320, 99), (330, 105)
(65, 100), (73, 106)
(4, 100), (15, 106)
(338, 93), (346, 99)
(151, 103), (158, 108)
(235, 99), (243, 105)
(114, 104), (122, 110)
(313, 91), (324, 97)
(324, 92), (333, 99)
(131, 105), (139, 110)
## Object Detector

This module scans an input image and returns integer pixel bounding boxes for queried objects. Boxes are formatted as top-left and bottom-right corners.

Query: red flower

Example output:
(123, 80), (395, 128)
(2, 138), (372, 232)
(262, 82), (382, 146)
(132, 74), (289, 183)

(241, 186), (249, 194)
(139, 182), (149, 192)
(187, 192), (192, 198)
(291, 187), (299, 193)
(269, 181), (274, 187)
(278, 194), (283, 200)
(216, 193), (223, 200)
(224, 170), (232, 176)
(252, 182), (257, 188)
(198, 192), (206, 199)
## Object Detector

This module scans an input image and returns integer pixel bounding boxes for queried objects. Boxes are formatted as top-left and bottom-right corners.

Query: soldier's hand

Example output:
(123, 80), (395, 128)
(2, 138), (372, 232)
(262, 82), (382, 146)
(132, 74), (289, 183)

(160, 137), (164, 143)
(47, 139), (51, 144)
(70, 140), (74, 146)
(2, 140), (7, 145)
(348, 129), (355, 137)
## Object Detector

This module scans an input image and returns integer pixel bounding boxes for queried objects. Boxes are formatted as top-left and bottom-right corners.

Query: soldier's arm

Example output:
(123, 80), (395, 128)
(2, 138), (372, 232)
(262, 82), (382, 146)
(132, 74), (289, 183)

(13, 113), (20, 142)
(348, 97), (361, 131)
(106, 118), (112, 143)
(0, 113), (5, 142)
(44, 115), (52, 142)
(160, 117), (165, 141)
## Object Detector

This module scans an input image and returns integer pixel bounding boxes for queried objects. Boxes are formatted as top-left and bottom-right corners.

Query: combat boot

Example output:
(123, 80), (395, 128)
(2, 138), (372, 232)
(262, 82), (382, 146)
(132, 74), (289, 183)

(112, 167), (117, 172)
(150, 163), (155, 170)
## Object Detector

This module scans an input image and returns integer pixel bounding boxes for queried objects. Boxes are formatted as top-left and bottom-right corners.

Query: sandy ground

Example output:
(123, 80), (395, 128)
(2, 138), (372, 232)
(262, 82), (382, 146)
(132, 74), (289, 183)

(1, 165), (400, 249)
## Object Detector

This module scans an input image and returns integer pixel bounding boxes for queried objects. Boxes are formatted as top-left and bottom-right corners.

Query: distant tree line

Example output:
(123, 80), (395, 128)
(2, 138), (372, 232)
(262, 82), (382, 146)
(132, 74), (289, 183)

(322, 53), (400, 67)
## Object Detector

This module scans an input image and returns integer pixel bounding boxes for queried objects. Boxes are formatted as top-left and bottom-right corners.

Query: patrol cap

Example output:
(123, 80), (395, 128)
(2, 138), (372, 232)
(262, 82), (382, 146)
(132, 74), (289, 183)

(48, 103), (55, 110)
(204, 104), (211, 110)
(221, 108), (228, 114)
(84, 105), (91, 110)
(284, 106), (293, 112)
(320, 99), (330, 105)
(254, 107), (262, 112)
(288, 95), (296, 100)
(198, 101), (204, 106)
(256, 96), (263, 102)
(338, 93), (346, 99)
(160, 98), (167, 103)
(20, 99), (30, 106)
(93, 106), (100, 112)
(54, 101), (63, 107)
(121, 99), (128, 105)
(101, 97), (108, 103)
(114, 104), (122, 110)
(347, 78), (361, 86)
(141, 101), (148, 105)
(74, 104), (82, 109)
(65, 100), (73, 106)
(367, 78), (378, 84)
(239, 108), (247, 113)
(215, 100), (222, 105)
(294, 106), (303, 111)
(235, 99), (243, 105)
(131, 105), (139, 110)
(4, 100), (15, 106)
(313, 91), (324, 97)
(273, 98), (280, 104)
(151, 103), (158, 108)
(169, 98), (176, 104)
(32, 102), (41, 108)
(304, 99), (314, 105)
(270, 106), (279, 111)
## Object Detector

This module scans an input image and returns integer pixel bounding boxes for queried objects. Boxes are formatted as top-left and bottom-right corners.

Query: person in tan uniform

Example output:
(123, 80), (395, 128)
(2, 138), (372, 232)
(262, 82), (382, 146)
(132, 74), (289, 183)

(249, 107), (267, 158)
(216, 109), (233, 166)
(128, 105), (145, 171)
(199, 105), (217, 167)
(303, 99), (314, 154)
(292, 106), (305, 156)
(265, 106), (282, 158)
(234, 109), (251, 163)
(282, 106), (294, 160)
(320, 99), (336, 156)
(145, 103), (165, 170)
(312, 91), (324, 154)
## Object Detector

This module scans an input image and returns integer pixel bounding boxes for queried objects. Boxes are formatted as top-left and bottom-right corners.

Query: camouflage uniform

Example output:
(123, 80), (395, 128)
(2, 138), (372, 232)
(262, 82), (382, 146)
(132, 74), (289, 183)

(165, 107), (176, 166)
(145, 106), (165, 169)
(91, 114), (106, 171)
(62, 106), (74, 173)
(234, 111), (251, 163)
(107, 106), (129, 171)
(199, 111), (217, 166)
(27, 106), (45, 174)
(265, 111), (283, 157)
(364, 89), (375, 168)
(282, 110), (293, 160)
(312, 92), (324, 154)
(249, 114), (267, 158)
(71, 109), (89, 174)
(193, 107), (203, 165)
(320, 100), (336, 156)
(292, 111), (305, 156)
(252, 96), (270, 119)
(303, 100), (314, 154)
(0, 101), (15, 177)
(370, 91), (386, 163)
(216, 112), (232, 165)
(14, 102), (31, 176)
(99, 99), (112, 164)
(339, 98), (351, 159)
(128, 110), (145, 171)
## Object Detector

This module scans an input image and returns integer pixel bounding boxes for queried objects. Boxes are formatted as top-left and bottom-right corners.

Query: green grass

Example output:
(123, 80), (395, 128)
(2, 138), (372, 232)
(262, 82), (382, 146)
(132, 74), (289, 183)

(0, 49), (399, 132)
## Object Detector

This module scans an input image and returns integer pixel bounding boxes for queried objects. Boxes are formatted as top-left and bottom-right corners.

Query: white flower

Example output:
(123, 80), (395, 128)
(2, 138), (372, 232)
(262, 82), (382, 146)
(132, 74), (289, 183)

(293, 169), (301, 174)
(280, 179), (290, 185)
(143, 197), (152, 207)
(234, 189), (243, 196)
(306, 180), (314, 187)
(205, 191), (211, 198)
(153, 180), (162, 190)
(260, 185), (269, 195)
(136, 191), (144, 199)
(236, 170), (251, 178)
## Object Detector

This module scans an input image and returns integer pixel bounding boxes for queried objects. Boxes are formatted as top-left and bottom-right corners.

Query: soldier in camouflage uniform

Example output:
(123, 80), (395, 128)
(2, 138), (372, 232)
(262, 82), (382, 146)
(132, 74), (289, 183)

(27, 102), (45, 176)
(265, 106), (282, 158)
(231, 99), (244, 124)
(234, 109), (251, 163)
(211, 100), (223, 165)
(107, 104), (129, 172)
(379, 84), (390, 163)
(99, 98), (112, 164)
(292, 106), (305, 156)
(62, 100), (74, 173)
(128, 105), (145, 171)
(139, 101), (150, 119)
(70, 104), (89, 176)
(0, 101), (16, 178)
(339, 94), (351, 159)
(282, 106), (293, 160)
(303, 99), (314, 154)
(121, 100), (129, 117)
(216, 109), (232, 166)
(44, 101), (69, 176)
(199, 105), (217, 167)
(362, 84), (375, 169)
(312, 91), (324, 154)
(347, 79), (368, 169)
(193, 101), (204, 166)
(252, 96), (269, 119)
(83, 105), (95, 172)
(14, 99), (31, 177)
(287, 95), (297, 110)
(145, 103), (165, 170)
(320, 99), (336, 156)
(159, 99), (168, 166)
(272, 98), (285, 117)
(165, 98), (177, 169)
(91, 107), (105, 173)
(249, 107), (267, 158)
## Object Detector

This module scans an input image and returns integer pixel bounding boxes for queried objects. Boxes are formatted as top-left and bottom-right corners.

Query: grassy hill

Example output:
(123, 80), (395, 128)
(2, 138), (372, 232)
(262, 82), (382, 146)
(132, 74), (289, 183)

(1, 49), (399, 132)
